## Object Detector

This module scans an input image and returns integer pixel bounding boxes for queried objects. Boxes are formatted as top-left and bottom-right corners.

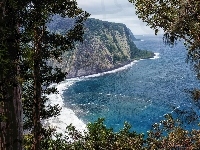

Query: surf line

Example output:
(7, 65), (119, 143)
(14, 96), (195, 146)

(44, 52), (160, 134)
(82, 52), (159, 79)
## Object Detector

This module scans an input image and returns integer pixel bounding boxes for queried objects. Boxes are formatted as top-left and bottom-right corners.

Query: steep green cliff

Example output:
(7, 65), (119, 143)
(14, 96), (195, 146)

(48, 16), (154, 78)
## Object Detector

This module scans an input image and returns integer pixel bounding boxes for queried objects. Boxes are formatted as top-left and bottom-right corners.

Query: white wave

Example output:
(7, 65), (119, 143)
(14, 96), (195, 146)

(44, 60), (141, 135)
(45, 55), (157, 135)
(150, 53), (160, 59)
(78, 60), (139, 79)
(44, 78), (87, 135)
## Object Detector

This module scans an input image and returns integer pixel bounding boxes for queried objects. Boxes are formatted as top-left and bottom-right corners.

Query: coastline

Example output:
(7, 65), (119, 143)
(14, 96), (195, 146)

(45, 52), (160, 135)
(66, 53), (159, 80)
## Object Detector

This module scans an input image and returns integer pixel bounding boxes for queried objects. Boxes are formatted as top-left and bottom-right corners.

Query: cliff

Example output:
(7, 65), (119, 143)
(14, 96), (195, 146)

(48, 16), (154, 78)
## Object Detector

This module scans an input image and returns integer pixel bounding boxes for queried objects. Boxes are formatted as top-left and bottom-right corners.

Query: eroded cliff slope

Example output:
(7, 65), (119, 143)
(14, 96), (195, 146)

(48, 16), (154, 78)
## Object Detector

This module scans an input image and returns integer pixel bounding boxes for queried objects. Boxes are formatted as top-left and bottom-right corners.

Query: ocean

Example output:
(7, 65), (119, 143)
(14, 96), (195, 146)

(46, 35), (200, 134)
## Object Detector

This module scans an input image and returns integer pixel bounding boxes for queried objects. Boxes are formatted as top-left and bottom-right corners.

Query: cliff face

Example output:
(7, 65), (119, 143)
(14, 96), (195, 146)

(48, 16), (154, 78)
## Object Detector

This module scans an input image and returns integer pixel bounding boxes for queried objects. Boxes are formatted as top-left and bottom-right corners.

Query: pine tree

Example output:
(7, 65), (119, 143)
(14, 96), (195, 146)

(20, 1), (89, 149)
(0, 0), (89, 149)
(0, 0), (28, 149)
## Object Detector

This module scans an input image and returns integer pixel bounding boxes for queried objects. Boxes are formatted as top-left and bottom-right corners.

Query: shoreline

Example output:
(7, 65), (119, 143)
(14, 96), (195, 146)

(66, 53), (159, 80)
(45, 52), (160, 135)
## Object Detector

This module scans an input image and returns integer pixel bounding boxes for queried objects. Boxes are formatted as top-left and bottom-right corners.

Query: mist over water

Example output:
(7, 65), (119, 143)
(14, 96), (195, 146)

(49, 35), (200, 134)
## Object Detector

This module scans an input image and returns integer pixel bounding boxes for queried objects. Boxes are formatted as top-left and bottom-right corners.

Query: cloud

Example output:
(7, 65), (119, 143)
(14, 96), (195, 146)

(78, 0), (130, 15)
(76, 0), (157, 35)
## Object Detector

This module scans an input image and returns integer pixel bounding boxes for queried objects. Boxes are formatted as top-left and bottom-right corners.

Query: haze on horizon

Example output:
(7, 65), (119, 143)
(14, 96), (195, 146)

(76, 0), (163, 35)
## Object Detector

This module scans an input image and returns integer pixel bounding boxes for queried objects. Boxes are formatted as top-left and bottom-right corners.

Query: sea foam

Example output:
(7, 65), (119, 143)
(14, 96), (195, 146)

(44, 78), (87, 134)
(80, 60), (139, 79)
(150, 53), (160, 59)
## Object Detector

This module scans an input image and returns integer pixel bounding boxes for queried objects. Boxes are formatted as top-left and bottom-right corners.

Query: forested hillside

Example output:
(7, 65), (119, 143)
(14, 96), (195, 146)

(48, 16), (154, 78)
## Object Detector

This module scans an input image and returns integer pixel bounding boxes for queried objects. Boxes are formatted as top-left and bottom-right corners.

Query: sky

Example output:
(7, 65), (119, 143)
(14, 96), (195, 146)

(76, 0), (157, 35)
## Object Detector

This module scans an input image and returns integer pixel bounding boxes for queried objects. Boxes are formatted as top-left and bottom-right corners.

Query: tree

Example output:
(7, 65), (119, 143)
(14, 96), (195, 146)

(35, 116), (200, 150)
(20, 1), (89, 149)
(129, 0), (200, 102)
(129, 0), (200, 66)
(0, 0), (89, 149)
(0, 1), (29, 149)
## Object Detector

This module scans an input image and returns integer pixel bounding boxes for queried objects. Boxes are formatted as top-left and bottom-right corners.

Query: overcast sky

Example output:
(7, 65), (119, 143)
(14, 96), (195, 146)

(76, 0), (157, 35)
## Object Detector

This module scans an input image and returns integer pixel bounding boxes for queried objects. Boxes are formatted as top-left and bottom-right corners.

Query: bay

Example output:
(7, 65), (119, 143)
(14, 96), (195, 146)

(61, 35), (200, 133)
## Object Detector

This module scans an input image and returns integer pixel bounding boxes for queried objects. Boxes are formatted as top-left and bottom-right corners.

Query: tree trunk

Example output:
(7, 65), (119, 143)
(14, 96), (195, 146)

(0, 1), (23, 149)
(32, 27), (42, 150)
(0, 66), (23, 150)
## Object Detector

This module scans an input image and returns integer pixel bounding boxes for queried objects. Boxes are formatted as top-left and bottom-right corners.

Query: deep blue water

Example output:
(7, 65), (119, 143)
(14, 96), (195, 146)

(63, 35), (200, 133)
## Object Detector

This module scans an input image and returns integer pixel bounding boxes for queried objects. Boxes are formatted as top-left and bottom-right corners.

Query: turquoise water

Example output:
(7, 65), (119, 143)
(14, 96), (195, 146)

(62, 35), (200, 133)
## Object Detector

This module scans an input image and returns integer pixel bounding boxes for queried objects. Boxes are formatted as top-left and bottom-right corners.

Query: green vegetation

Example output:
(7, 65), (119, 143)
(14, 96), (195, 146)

(0, 1), (89, 149)
(0, 1), (23, 149)
(82, 18), (155, 64)
(1, 0), (200, 149)
(23, 115), (200, 150)
(49, 17), (154, 77)
(128, 0), (200, 120)
(31, 0), (200, 149)
(129, 0), (200, 78)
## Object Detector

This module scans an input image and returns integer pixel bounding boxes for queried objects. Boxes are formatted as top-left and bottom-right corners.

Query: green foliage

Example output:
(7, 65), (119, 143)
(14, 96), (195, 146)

(83, 18), (154, 62)
(23, 127), (70, 150)
(129, 0), (200, 48)
(61, 118), (145, 150)
(129, 0), (200, 77)
(0, 2), (89, 148)
(23, 115), (200, 150)
(20, 1), (89, 149)
(49, 16), (155, 77)
(0, 1), (29, 149)
(144, 114), (200, 149)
